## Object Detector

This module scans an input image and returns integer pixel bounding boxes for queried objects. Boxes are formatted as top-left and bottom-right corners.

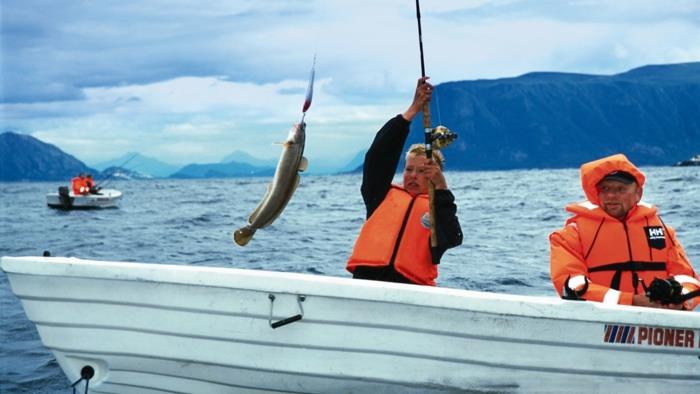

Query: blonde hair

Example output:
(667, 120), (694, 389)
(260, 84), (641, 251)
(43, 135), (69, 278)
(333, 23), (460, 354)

(406, 143), (445, 169)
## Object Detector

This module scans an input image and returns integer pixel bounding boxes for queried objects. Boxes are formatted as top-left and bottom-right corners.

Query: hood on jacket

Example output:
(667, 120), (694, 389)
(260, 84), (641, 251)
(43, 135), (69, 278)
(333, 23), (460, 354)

(580, 154), (645, 206)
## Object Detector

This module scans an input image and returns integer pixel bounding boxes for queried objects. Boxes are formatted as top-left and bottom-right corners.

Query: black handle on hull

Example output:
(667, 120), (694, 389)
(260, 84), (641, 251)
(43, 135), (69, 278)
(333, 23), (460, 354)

(270, 314), (303, 329)
(268, 294), (306, 329)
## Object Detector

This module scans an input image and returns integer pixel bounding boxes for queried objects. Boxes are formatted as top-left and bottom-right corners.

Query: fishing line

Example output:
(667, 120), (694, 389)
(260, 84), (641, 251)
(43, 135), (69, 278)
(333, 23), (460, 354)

(434, 85), (442, 126)
(95, 153), (138, 188)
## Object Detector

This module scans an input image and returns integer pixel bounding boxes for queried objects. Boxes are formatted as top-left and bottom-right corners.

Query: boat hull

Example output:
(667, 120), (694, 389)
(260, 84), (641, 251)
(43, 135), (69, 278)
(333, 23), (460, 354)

(46, 189), (122, 209)
(2, 256), (699, 393)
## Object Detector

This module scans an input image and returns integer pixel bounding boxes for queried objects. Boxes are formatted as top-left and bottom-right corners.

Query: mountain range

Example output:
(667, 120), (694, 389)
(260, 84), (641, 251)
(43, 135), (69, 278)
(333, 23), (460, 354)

(92, 153), (179, 178)
(220, 149), (366, 175)
(2, 62), (699, 181)
(170, 161), (275, 179)
(0, 131), (97, 181)
(403, 62), (700, 171)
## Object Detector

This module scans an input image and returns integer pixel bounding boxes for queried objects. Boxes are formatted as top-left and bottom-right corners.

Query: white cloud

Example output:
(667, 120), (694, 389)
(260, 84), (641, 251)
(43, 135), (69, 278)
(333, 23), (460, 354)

(19, 74), (396, 165)
(2, 0), (699, 167)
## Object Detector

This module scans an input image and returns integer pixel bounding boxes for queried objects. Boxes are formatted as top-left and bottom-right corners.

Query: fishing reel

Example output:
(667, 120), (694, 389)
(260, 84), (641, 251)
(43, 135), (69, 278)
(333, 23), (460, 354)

(643, 277), (684, 305)
(430, 125), (458, 150)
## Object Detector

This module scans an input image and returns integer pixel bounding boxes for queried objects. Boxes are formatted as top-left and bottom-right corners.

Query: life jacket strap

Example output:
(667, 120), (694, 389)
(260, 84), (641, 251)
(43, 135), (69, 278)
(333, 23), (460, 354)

(588, 261), (666, 291)
(588, 261), (666, 273)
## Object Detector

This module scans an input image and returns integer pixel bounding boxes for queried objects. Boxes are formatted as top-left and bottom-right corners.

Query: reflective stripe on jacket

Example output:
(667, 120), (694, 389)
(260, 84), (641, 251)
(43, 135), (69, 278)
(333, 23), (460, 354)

(347, 186), (436, 286)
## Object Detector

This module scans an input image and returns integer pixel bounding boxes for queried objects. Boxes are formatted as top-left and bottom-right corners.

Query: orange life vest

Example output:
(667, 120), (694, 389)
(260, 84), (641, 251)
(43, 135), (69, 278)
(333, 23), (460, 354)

(71, 177), (84, 194)
(556, 203), (668, 303)
(551, 154), (700, 308)
(347, 186), (436, 286)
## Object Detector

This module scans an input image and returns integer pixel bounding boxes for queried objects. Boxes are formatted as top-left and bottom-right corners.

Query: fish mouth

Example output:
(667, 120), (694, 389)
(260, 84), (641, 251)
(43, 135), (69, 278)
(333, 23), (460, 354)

(292, 123), (306, 140)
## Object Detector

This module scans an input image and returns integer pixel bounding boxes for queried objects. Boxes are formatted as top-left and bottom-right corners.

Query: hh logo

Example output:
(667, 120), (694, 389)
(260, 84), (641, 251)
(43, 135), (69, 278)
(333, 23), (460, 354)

(647, 227), (664, 239)
(644, 226), (666, 249)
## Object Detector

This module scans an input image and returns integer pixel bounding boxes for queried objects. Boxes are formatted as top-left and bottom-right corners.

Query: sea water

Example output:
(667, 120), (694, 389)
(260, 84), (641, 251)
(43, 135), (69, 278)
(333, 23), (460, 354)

(1, 167), (698, 393)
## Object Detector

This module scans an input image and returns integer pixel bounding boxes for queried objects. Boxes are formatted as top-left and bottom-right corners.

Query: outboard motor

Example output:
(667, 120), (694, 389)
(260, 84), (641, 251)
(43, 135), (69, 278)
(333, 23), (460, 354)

(58, 186), (73, 209)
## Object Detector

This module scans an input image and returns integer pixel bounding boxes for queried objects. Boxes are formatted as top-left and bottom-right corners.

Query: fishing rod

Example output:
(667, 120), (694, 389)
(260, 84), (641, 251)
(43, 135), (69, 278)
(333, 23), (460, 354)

(414, 0), (458, 255)
(415, 0), (431, 160)
(94, 153), (139, 189)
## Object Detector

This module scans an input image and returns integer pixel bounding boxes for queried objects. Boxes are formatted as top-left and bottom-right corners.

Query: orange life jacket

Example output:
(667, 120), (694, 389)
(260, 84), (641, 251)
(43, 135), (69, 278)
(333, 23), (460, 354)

(347, 186), (436, 286)
(551, 154), (700, 309)
(71, 177), (84, 194)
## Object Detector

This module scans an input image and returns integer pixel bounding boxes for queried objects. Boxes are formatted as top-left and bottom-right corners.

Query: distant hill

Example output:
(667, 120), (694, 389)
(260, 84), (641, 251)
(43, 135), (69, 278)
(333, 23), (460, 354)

(99, 166), (153, 181)
(92, 152), (179, 178)
(340, 150), (368, 174)
(0, 131), (97, 181)
(403, 62), (700, 170)
(220, 149), (366, 175)
(170, 161), (275, 179)
(220, 150), (277, 168)
(326, 149), (367, 174)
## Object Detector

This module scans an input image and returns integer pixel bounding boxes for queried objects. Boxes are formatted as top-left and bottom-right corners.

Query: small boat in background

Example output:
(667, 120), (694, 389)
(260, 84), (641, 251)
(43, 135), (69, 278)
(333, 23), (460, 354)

(2, 255), (699, 393)
(46, 186), (122, 209)
(674, 154), (700, 167)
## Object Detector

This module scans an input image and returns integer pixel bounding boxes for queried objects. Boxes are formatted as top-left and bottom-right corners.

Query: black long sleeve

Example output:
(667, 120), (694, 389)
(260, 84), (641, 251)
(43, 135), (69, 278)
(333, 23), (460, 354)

(361, 115), (410, 218)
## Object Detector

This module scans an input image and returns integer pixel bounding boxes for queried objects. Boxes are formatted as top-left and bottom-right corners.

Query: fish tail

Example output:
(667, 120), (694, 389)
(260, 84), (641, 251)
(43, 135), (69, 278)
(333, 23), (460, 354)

(233, 226), (256, 247)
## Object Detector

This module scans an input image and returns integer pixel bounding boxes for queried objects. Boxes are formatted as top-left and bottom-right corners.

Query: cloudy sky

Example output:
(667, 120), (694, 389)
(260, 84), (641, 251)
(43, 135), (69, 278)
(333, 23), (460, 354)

(2, 0), (700, 167)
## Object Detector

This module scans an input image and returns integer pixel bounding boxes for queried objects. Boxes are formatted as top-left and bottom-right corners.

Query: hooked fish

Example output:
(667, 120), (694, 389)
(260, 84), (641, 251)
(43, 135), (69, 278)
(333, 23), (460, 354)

(233, 57), (315, 246)
(233, 123), (308, 246)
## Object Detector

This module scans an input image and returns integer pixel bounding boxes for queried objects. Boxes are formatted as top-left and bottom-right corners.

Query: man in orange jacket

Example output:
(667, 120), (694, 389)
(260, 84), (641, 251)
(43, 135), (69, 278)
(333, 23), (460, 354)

(346, 77), (463, 286)
(550, 154), (700, 310)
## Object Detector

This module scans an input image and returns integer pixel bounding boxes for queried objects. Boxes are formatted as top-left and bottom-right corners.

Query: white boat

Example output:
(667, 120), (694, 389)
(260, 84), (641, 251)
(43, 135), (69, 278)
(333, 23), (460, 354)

(46, 187), (122, 209)
(2, 256), (699, 393)
(674, 154), (700, 167)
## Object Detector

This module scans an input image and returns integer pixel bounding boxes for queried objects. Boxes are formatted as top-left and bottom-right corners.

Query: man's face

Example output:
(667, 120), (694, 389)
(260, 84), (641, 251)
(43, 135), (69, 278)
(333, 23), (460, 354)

(596, 179), (642, 220)
(403, 153), (430, 196)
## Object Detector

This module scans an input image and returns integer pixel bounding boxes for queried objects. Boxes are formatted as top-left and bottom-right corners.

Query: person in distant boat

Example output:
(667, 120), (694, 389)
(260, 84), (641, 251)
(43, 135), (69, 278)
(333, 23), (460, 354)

(550, 154), (700, 310)
(85, 174), (95, 194)
(84, 174), (101, 194)
(346, 77), (463, 286)
(71, 173), (88, 195)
